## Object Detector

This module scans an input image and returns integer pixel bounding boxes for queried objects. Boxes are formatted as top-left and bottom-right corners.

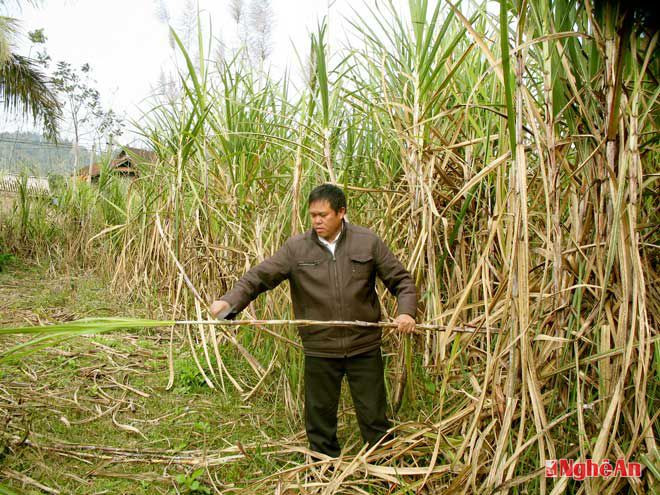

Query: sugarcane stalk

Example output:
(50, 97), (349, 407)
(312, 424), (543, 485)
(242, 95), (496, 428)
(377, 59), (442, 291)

(1, 318), (498, 335)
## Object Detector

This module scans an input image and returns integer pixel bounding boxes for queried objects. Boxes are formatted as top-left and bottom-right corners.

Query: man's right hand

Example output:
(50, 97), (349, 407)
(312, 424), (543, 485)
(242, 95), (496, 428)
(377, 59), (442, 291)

(210, 300), (231, 318)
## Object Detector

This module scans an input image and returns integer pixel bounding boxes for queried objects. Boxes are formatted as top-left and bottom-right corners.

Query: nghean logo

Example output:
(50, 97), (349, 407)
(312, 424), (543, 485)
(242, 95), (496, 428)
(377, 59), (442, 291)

(545, 459), (642, 480)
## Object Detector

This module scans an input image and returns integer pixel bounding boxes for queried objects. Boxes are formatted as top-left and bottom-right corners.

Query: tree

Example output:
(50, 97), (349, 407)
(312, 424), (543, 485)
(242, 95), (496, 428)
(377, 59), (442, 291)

(50, 61), (123, 169)
(0, 16), (61, 140)
(23, 27), (123, 170)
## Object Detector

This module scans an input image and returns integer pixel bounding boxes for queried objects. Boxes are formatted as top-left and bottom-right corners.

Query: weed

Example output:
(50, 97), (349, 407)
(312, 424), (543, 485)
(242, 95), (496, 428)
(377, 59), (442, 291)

(174, 469), (211, 495)
(175, 357), (211, 394)
(0, 253), (14, 272)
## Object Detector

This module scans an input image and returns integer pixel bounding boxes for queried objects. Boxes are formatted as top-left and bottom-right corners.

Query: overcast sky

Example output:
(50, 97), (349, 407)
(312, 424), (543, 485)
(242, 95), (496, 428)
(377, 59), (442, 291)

(6, 0), (391, 146)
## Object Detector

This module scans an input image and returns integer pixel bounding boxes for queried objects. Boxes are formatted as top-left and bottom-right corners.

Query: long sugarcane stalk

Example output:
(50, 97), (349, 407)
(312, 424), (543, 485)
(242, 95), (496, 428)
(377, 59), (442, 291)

(1, 317), (497, 336)
(176, 319), (494, 333)
(0, 317), (498, 365)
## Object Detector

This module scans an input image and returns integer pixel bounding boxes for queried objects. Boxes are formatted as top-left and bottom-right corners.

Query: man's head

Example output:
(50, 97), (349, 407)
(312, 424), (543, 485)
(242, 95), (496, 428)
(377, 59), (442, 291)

(308, 184), (346, 241)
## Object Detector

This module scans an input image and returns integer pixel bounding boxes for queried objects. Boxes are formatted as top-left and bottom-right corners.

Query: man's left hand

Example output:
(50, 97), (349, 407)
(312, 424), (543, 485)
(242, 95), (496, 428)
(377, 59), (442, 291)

(394, 314), (416, 333)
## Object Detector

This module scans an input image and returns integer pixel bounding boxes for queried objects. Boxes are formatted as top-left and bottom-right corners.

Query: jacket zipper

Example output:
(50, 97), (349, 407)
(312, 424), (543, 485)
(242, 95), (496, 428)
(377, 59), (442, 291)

(318, 246), (346, 357)
(330, 252), (347, 357)
(316, 225), (347, 357)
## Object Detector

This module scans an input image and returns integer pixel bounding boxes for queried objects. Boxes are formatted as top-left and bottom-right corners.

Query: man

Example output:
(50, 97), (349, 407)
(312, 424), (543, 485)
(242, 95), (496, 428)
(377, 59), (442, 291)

(210, 184), (417, 458)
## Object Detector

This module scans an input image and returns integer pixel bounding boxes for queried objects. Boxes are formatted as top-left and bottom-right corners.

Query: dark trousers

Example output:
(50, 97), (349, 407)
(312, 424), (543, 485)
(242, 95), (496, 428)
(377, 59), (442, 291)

(304, 348), (391, 457)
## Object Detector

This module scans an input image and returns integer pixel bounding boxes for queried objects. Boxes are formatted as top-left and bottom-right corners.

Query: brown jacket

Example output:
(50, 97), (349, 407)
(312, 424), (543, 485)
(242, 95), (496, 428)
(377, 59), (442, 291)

(220, 219), (417, 357)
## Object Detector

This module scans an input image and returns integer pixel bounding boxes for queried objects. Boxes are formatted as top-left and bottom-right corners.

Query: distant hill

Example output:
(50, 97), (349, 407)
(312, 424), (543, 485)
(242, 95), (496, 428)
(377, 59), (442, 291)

(0, 132), (100, 176)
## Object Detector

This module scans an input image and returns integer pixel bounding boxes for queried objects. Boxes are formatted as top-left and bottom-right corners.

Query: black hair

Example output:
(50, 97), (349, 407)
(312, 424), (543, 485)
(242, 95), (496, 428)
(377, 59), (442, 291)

(308, 183), (347, 213)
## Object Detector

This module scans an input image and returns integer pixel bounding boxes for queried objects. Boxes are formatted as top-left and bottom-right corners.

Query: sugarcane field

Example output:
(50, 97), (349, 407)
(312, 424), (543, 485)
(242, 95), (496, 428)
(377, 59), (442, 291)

(0, 0), (658, 493)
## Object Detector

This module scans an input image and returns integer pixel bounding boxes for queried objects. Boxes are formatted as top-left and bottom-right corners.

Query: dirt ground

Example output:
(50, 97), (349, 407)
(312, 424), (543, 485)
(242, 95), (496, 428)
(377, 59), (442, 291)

(0, 261), (410, 494)
(0, 262), (302, 493)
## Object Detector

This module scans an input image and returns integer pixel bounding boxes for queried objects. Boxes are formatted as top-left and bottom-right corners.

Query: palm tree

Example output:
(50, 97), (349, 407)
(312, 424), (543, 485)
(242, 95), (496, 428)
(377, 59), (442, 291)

(0, 14), (61, 140)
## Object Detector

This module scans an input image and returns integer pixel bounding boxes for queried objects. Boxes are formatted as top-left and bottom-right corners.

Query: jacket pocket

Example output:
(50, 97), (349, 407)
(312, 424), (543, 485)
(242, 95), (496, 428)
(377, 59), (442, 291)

(296, 260), (322, 268)
(350, 253), (373, 279)
(295, 260), (325, 283)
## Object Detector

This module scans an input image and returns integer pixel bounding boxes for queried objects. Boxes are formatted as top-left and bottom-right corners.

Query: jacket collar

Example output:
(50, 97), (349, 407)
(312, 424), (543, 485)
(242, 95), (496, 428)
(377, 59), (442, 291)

(309, 218), (348, 248)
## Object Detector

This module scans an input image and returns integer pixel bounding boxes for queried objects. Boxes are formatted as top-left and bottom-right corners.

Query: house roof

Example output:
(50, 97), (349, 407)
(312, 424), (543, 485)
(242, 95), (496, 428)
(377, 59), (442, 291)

(75, 146), (156, 178)
(116, 147), (157, 162)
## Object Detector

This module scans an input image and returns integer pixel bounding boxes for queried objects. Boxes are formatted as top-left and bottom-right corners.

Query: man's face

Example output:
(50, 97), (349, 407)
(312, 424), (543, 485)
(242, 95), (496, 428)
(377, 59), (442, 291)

(309, 200), (345, 241)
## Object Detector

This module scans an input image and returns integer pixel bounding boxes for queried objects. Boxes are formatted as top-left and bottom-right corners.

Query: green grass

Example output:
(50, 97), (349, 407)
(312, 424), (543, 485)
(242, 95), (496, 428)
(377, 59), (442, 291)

(0, 262), (405, 494)
(0, 263), (283, 493)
